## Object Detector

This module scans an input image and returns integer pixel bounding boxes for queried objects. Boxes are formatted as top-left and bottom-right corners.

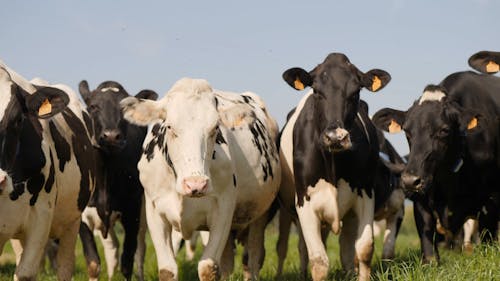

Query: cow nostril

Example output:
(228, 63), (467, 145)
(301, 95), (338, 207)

(413, 178), (421, 187)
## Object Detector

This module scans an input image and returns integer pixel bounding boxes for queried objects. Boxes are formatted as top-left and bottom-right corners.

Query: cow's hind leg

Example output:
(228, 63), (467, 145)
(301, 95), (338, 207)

(56, 218), (80, 281)
(243, 213), (267, 281)
(382, 206), (404, 260)
(276, 208), (292, 278)
(79, 222), (101, 281)
(97, 224), (119, 280)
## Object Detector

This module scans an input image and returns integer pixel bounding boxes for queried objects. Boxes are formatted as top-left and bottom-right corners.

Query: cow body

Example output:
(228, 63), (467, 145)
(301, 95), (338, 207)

(78, 80), (158, 281)
(0, 60), (98, 280)
(372, 67), (500, 262)
(279, 53), (391, 281)
(121, 78), (280, 281)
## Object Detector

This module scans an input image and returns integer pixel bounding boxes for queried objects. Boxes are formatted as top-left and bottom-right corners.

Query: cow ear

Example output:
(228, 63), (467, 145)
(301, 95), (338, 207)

(282, 67), (312, 91)
(468, 51), (500, 74)
(79, 80), (92, 105)
(135, 89), (159, 101)
(25, 86), (70, 119)
(219, 103), (256, 130)
(120, 97), (166, 126)
(372, 108), (406, 133)
(361, 69), (391, 92)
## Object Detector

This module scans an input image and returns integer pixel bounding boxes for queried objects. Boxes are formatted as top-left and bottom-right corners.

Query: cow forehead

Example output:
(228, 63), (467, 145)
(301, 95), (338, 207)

(166, 89), (219, 128)
(406, 103), (447, 131)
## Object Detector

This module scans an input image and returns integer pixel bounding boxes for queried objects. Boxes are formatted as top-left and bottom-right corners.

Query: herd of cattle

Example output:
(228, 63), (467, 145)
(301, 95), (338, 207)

(0, 50), (499, 281)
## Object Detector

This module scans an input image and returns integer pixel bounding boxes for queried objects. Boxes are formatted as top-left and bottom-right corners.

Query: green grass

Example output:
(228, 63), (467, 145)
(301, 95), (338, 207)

(1, 206), (499, 281)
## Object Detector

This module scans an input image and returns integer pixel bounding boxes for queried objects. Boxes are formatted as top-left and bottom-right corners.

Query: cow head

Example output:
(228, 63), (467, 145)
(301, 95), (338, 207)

(468, 51), (500, 74)
(372, 85), (478, 193)
(79, 80), (158, 154)
(121, 78), (249, 197)
(283, 53), (390, 152)
(0, 65), (69, 195)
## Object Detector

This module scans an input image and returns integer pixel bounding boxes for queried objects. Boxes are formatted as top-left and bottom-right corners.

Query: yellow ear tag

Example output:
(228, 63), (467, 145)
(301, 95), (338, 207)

(388, 119), (402, 133)
(486, 61), (500, 73)
(467, 117), (478, 130)
(372, 76), (382, 92)
(38, 99), (52, 116)
(294, 78), (305, 90)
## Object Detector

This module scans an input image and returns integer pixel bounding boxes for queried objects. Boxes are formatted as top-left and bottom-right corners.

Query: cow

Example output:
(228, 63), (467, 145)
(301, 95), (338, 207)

(120, 77), (281, 281)
(279, 52), (391, 281)
(372, 66), (500, 263)
(0, 60), (99, 280)
(77, 80), (158, 281)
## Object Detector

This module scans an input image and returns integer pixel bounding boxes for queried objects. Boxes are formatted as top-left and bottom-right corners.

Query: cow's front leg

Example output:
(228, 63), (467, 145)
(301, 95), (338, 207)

(96, 222), (119, 280)
(199, 196), (235, 281)
(14, 220), (52, 280)
(56, 218), (81, 281)
(243, 212), (267, 281)
(413, 198), (439, 263)
(354, 194), (374, 281)
(79, 222), (102, 281)
(339, 211), (357, 271)
(297, 201), (329, 281)
(120, 207), (141, 280)
(145, 197), (177, 281)
(135, 199), (147, 281)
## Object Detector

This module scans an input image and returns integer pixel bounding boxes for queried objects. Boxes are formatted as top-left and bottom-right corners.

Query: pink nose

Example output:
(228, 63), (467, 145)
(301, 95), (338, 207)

(182, 176), (208, 197)
(0, 175), (6, 192)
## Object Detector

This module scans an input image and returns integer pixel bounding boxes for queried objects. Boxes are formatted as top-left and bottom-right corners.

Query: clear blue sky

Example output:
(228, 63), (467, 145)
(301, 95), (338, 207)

(1, 0), (498, 155)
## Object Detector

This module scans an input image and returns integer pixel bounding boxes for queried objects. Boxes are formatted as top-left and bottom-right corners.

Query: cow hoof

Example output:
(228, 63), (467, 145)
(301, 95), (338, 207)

(422, 256), (438, 265)
(159, 269), (176, 281)
(198, 259), (219, 281)
(88, 261), (100, 280)
(310, 257), (329, 281)
(463, 243), (474, 255)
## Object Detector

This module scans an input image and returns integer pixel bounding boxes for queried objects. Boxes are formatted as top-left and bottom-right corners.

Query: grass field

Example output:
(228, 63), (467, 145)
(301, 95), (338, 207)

(1, 205), (499, 281)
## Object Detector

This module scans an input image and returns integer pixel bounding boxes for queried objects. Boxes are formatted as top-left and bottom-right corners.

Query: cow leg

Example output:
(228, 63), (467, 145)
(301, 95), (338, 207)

(96, 223), (119, 280)
(462, 218), (478, 254)
(276, 209), (292, 277)
(135, 200), (147, 281)
(120, 209), (140, 280)
(219, 232), (235, 279)
(297, 221), (309, 281)
(382, 207), (404, 260)
(145, 197), (177, 281)
(353, 195), (374, 281)
(79, 222), (101, 281)
(243, 213), (267, 281)
(198, 197), (236, 281)
(14, 226), (51, 280)
(296, 202), (329, 281)
(171, 229), (184, 257)
(55, 218), (80, 281)
(339, 211), (357, 271)
(413, 198), (439, 263)
(185, 231), (199, 261)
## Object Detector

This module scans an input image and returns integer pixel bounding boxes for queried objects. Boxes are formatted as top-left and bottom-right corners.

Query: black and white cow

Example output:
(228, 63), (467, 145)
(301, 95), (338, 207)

(279, 53), (391, 281)
(372, 66), (500, 262)
(120, 78), (281, 281)
(0, 60), (99, 280)
(78, 80), (158, 281)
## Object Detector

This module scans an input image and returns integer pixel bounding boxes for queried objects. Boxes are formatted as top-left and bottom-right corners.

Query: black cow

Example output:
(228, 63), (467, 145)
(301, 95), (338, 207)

(0, 61), (99, 280)
(279, 53), (391, 281)
(78, 80), (158, 281)
(372, 64), (500, 262)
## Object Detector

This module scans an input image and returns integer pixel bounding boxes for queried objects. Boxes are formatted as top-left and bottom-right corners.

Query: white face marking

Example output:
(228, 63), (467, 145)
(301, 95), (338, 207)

(418, 90), (445, 105)
(101, 87), (120, 93)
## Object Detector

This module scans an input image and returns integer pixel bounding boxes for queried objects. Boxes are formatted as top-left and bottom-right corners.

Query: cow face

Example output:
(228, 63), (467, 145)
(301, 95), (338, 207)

(0, 66), (69, 195)
(372, 85), (476, 192)
(122, 78), (246, 197)
(79, 80), (158, 154)
(283, 53), (390, 152)
(468, 51), (500, 74)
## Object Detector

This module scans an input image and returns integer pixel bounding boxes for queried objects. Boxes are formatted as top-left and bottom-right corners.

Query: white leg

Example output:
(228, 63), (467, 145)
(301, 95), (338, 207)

(354, 194), (374, 281)
(146, 197), (177, 281)
(382, 206), (403, 260)
(14, 225), (51, 280)
(171, 229), (184, 257)
(97, 226), (119, 280)
(185, 231), (199, 261)
(297, 201), (329, 281)
(463, 218), (478, 254)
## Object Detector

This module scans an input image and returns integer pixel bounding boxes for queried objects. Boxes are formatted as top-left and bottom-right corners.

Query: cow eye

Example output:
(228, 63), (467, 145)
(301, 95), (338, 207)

(437, 127), (450, 138)
(88, 105), (99, 113)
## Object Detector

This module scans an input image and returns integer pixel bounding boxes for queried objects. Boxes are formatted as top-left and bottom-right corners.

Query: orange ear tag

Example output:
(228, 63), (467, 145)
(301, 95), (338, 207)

(294, 78), (305, 90)
(388, 119), (401, 133)
(467, 117), (478, 130)
(372, 76), (382, 92)
(486, 61), (500, 73)
(38, 99), (52, 116)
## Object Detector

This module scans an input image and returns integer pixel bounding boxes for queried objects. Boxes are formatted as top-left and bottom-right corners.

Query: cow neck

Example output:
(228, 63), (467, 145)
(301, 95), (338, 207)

(356, 112), (370, 145)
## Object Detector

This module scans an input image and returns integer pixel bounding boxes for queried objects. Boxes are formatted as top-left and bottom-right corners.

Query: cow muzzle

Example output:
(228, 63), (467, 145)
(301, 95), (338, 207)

(182, 176), (209, 197)
(401, 172), (424, 192)
(0, 170), (12, 194)
(98, 129), (126, 152)
(322, 128), (352, 152)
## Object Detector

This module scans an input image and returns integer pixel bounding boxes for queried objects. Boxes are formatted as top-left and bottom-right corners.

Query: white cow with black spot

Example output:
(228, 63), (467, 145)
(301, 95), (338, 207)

(121, 78), (280, 281)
